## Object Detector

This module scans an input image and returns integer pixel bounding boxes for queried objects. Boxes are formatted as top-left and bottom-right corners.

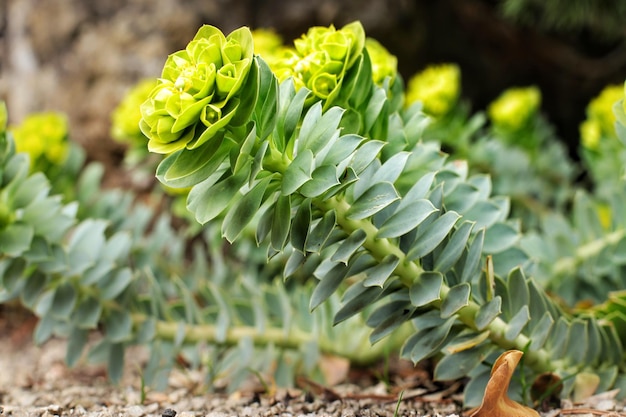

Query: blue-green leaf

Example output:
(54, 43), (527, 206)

(331, 229), (367, 264)
(440, 283), (471, 318)
(297, 105), (343, 155)
(305, 210), (336, 253)
(291, 198), (311, 253)
(159, 135), (229, 188)
(187, 168), (246, 224)
(301, 165), (339, 198)
(282, 149), (313, 195)
(434, 347), (491, 381)
(363, 255), (399, 287)
(74, 296), (102, 329)
(50, 283), (77, 320)
(320, 134), (363, 166)
(483, 222), (520, 254)
(233, 123), (258, 174)
(434, 221), (474, 273)
(402, 317), (456, 363)
(108, 343), (125, 383)
(310, 263), (348, 310)
(505, 305), (530, 340)
(350, 140), (386, 175)
(347, 182), (399, 220)
(271, 194), (291, 251)
(372, 152), (410, 185)
(99, 268), (133, 300)
(409, 272), (443, 307)
(475, 296), (502, 330)
(460, 228), (485, 283)
(223, 175), (274, 242)
(445, 183), (480, 214)
(66, 328), (88, 367)
(0, 223), (34, 256)
(334, 283), (384, 325)
(407, 211), (460, 261)
(507, 267), (529, 316)
(377, 200), (438, 239)
(105, 310), (133, 343)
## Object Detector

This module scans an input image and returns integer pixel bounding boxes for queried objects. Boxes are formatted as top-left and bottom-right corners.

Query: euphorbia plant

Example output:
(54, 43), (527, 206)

(141, 22), (626, 408)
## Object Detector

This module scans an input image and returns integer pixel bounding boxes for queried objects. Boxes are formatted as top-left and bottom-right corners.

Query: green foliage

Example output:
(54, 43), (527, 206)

(3, 21), (626, 410)
(499, 0), (626, 41)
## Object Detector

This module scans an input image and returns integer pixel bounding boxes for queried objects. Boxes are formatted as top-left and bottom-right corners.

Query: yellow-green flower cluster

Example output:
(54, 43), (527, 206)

(622, 81), (626, 125)
(0, 101), (7, 135)
(271, 21), (365, 107)
(579, 84), (622, 150)
(487, 86), (541, 132)
(405, 64), (460, 118)
(365, 37), (397, 86)
(140, 25), (255, 154)
(111, 78), (157, 146)
(10, 112), (69, 168)
(252, 28), (284, 65)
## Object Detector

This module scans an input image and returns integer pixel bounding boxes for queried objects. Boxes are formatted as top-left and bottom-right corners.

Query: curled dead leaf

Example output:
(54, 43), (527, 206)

(469, 350), (540, 417)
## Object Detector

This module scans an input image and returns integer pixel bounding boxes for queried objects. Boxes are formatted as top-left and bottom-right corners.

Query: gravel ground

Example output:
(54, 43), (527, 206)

(0, 308), (466, 417)
(1, 308), (624, 417)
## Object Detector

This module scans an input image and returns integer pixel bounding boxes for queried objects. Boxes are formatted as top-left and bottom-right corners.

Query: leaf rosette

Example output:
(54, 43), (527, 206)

(140, 25), (257, 154)
(272, 21), (365, 109)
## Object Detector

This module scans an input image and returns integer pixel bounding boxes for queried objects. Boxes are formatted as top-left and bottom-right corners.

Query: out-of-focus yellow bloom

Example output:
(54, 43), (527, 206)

(488, 86), (541, 132)
(580, 119), (601, 150)
(10, 112), (69, 167)
(112, 78), (157, 146)
(580, 84), (622, 150)
(252, 28), (283, 58)
(365, 37), (397, 86)
(597, 202), (612, 230)
(405, 64), (460, 118)
(0, 101), (7, 134)
(622, 81), (626, 120)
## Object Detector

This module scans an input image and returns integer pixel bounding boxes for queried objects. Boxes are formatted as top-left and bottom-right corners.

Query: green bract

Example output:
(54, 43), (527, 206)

(140, 25), (256, 154)
(272, 21), (366, 109)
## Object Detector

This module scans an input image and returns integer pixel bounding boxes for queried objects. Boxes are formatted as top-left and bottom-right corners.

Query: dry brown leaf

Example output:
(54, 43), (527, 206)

(469, 350), (540, 417)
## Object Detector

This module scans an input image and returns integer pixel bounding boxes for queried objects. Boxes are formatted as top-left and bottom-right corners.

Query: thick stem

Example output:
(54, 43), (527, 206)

(133, 313), (410, 365)
(552, 228), (626, 277)
(314, 195), (555, 374)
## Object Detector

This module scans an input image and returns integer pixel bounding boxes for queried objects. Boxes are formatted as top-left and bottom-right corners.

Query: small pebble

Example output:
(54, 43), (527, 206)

(162, 408), (177, 417)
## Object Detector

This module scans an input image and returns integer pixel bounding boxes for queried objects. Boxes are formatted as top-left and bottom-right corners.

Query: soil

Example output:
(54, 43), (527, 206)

(0, 306), (468, 417)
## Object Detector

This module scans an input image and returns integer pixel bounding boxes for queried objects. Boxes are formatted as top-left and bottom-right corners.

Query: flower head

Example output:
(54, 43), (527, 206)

(111, 78), (157, 146)
(140, 25), (256, 154)
(405, 64), (460, 117)
(10, 112), (69, 168)
(0, 101), (7, 135)
(272, 21), (365, 107)
(365, 37), (397, 87)
(252, 28), (283, 59)
(488, 86), (541, 132)
(579, 84), (622, 150)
